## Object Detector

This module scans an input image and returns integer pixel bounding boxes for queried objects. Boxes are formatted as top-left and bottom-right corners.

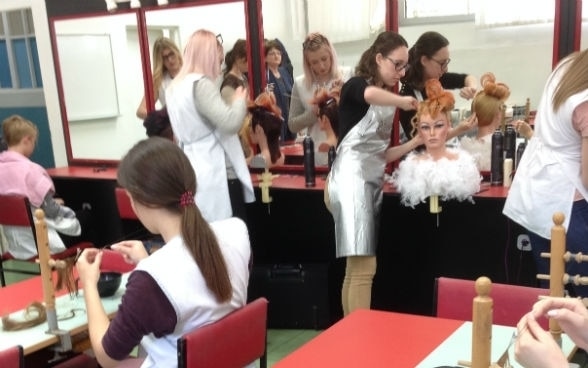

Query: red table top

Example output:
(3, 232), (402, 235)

(274, 309), (464, 368)
(0, 250), (132, 316)
(47, 166), (118, 180)
(48, 166), (511, 198)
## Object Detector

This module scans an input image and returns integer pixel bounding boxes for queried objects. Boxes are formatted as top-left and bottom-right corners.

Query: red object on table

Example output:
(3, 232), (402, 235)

(274, 309), (463, 368)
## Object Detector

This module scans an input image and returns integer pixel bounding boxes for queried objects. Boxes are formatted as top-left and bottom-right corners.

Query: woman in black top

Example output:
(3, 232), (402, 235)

(399, 31), (477, 139)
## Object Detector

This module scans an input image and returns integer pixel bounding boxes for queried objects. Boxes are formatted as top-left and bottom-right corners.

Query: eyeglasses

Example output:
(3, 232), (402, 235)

(162, 51), (176, 62)
(384, 56), (410, 72)
(431, 58), (451, 68)
(216, 33), (223, 45)
(267, 51), (282, 57)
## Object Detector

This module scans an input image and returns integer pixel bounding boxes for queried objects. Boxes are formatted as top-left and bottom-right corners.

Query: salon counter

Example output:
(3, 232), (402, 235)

(48, 166), (534, 326)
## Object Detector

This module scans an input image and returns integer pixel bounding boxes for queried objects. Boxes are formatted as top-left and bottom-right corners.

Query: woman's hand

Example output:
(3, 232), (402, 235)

(110, 240), (149, 265)
(232, 86), (249, 102)
(76, 248), (102, 287)
(457, 113), (478, 133)
(513, 119), (534, 139)
(531, 297), (588, 351)
(459, 86), (477, 100)
(515, 313), (568, 368)
(398, 96), (418, 111)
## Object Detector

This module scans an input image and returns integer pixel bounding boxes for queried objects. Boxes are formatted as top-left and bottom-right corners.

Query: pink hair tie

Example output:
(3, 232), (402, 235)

(180, 191), (194, 207)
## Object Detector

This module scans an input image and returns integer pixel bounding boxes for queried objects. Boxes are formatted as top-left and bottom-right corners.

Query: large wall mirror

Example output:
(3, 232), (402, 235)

(49, 0), (566, 166)
(51, 11), (144, 163)
(50, 1), (247, 165)
(143, 1), (248, 109)
(397, 0), (556, 113)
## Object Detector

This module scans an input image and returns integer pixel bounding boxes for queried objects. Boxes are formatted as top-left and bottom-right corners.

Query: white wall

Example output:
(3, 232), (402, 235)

(0, 0), (569, 164)
(263, 0), (554, 112)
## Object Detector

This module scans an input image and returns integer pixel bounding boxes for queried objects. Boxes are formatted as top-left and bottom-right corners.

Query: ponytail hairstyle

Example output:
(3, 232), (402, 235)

(410, 79), (455, 137)
(247, 92), (284, 163)
(471, 72), (510, 127)
(117, 137), (232, 302)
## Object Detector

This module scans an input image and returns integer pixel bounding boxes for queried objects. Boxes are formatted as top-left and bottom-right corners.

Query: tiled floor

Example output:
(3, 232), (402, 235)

(2, 267), (321, 367)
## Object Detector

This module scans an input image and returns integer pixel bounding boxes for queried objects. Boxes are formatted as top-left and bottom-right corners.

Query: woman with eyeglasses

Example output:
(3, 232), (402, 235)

(399, 31), (478, 139)
(165, 29), (253, 223)
(288, 32), (352, 159)
(325, 31), (418, 316)
(265, 39), (295, 143)
(136, 37), (183, 120)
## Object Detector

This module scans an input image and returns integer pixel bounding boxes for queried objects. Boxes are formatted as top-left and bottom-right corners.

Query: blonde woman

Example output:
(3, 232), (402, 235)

(136, 37), (182, 119)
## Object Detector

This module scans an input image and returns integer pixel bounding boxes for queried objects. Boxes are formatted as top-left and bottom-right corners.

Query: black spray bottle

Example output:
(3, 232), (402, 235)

(303, 135), (316, 187)
(490, 128), (504, 186)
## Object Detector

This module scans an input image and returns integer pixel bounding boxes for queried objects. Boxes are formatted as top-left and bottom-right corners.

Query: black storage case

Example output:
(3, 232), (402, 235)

(248, 263), (330, 329)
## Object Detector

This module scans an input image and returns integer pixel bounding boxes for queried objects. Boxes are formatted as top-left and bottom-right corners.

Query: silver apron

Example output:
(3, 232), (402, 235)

(327, 104), (396, 258)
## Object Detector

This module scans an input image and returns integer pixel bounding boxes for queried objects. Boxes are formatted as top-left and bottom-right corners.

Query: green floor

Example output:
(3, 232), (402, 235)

(2, 265), (321, 367)
(263, 328), (322, 366)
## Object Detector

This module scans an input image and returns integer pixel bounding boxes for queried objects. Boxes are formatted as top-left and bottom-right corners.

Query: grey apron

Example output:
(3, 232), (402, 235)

(327, 104), (396, 258)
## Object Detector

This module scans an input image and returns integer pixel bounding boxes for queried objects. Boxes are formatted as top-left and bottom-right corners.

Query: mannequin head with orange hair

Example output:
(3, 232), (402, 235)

(246, 91), (284, 164)
(471, 72), (510, 128)
(410, 79), (455, 158)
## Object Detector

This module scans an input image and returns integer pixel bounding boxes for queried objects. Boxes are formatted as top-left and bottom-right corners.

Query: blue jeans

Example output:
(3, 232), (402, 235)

(529, 200), (588, 297)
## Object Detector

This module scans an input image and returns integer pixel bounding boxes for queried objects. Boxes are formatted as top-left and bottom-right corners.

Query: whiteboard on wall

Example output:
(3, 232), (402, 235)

(56, 34), (119, 121)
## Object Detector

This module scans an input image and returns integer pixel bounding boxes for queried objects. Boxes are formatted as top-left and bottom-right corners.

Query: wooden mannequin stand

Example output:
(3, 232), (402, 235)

(34, 209), (72, 353)
(471, 276), (492, 368)
(535, 211), (583, 345)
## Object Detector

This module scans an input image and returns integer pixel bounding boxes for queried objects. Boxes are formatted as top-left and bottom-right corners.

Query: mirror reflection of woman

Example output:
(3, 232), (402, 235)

(166, 29), (253, 223)
(220, 39), (248, 102)
(399, 31), (477, 140)
(136, 37), (182, 119)
(265, 39), (295, 143)
(288, 32), (352, 147)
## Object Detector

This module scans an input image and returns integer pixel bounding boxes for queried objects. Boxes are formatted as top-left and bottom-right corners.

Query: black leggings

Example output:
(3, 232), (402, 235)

(227, 179), (247, 223)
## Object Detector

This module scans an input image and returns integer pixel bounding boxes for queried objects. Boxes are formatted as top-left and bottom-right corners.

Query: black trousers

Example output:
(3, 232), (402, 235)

(227, 179), (247, 223)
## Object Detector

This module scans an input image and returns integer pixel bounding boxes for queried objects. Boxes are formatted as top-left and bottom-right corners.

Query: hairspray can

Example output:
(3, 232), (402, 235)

(328, 145), (336, 170)
(516, 140), (526, 170)
(504, 125), (516, 160)
(303, 136), (316, 187)
(491, 129), (504, 186)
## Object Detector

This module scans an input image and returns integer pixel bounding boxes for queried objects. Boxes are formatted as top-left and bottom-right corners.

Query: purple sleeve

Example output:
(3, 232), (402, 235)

(102, 271), (177, 360)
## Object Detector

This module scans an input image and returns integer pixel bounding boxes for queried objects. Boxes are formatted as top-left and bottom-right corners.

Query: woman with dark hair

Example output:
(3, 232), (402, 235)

(265, 39), (295, 143)
(325, 31), (418, 316)
(399, 31), (477, 139)
(221, 39), (248, 101)
(76, 137), (251, 368)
